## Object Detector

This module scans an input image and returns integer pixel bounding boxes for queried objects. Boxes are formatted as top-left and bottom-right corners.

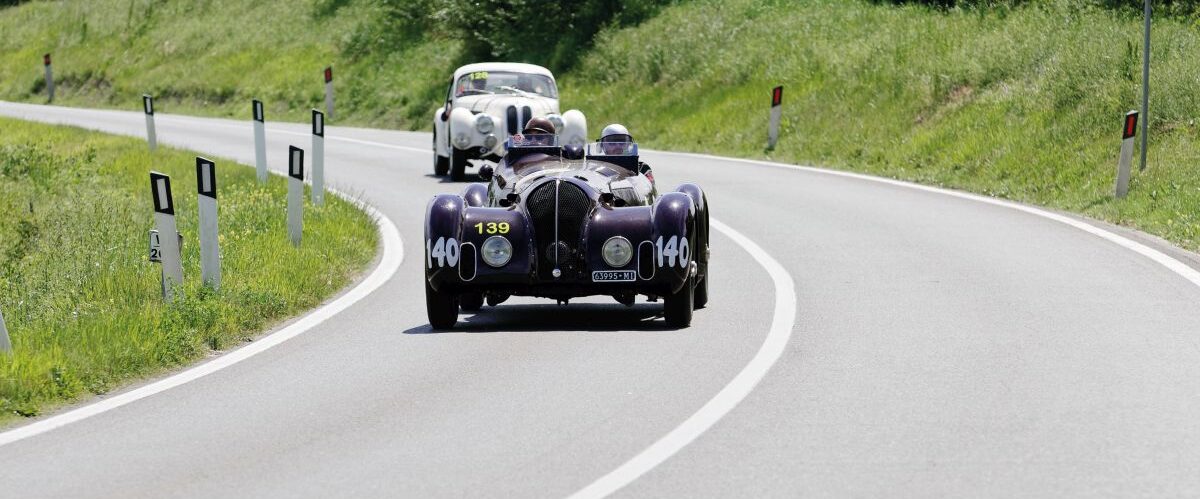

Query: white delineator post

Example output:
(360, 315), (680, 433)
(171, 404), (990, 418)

(0, 307), (11, 354)
(1115, 110), (1139, 198)
(768, 85), (783, 149)
(143, 94), (157, 152)
(150, 172), (184, 301)
(195, 157), (221, 288)
(287, 146), (305, 246)
(253, 99), (267, 183)
(311, 109), (325, 206)
(324, 66), (334, 120)
(43, 53), (54, 103)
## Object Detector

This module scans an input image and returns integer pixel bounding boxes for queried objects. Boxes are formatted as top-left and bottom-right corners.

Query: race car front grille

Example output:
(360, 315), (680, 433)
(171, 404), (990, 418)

(527, 180), (592, 280)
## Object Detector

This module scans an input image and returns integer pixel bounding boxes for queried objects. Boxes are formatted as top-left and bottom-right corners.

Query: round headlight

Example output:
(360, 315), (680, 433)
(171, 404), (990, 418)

(483, 134), (498, 150)
(475, 114), (494, 134)
(481, 236), (513, 267)
(546, 114), (564, 132)
(602, 236), (633, 267)
(453, 133), (470, 149)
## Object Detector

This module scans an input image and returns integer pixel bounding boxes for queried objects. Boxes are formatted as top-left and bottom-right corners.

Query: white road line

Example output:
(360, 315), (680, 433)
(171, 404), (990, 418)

(569, 219), (798, 499)
(652, 150), (1200, 291)
(0, 190), (404, 448)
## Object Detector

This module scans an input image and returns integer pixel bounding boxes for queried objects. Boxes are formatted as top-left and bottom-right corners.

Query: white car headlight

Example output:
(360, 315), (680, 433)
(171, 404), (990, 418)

(546, 114), (564, 132)
(602, 236), (633, 267)
(481, 236), (513, 267)
(453, 133), (470, 149)
(483, 134), (498, 150)
(475, 114), (494, 134)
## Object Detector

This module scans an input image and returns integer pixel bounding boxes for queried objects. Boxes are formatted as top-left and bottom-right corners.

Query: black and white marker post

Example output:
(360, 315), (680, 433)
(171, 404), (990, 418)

(143, 94), (157, 152)
(43, 53), (54, 103)
(0, 307), (11, 354)
(150, 172), (184, 301)
(1115, 110), (1139, 198)
(195, 157), (222, 288)
(311, 109), (325, 206)
(768, 85), (783, 149)
(287, 146), (305, 246)
(324, 66), (334, 120)
(253, 99), (267, 183)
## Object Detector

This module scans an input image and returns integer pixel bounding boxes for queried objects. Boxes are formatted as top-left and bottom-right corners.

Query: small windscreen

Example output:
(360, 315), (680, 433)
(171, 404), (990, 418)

(587, 142), (639, 157)
(508, 134), (560, 148)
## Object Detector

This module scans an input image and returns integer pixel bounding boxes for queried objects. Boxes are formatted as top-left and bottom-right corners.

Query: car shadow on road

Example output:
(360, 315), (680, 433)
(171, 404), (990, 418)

(403, 303), (674, 334)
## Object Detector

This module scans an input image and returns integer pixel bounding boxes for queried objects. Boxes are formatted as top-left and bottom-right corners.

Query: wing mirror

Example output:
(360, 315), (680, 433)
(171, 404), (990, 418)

(479, 165), (494, 181)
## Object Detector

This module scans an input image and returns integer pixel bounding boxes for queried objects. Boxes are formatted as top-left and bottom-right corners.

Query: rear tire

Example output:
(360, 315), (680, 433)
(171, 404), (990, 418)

(425, 280), (458, 330)
(664, 276), (694, 328)
(694, 270), (708, 309)
(450, 147), (468, 182)
(460, 292), (484, 312)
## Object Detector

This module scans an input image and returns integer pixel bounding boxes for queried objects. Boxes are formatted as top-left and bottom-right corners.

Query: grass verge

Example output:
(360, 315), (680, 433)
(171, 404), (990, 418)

(0, 116), (378, 424)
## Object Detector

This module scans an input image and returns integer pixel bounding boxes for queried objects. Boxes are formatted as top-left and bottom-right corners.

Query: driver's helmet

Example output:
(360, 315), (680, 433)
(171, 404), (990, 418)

(599, 123), (633, 155)
(522, 117), (557, 145)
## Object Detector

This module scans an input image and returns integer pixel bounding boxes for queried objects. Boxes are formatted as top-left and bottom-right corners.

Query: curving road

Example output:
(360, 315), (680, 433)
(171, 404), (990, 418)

(1, 101), (1199, 497)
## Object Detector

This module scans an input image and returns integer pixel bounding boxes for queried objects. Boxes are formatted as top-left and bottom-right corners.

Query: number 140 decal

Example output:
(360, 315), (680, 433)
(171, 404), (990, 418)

(656, 235), (690, 269)
(426, 237), (460, 268)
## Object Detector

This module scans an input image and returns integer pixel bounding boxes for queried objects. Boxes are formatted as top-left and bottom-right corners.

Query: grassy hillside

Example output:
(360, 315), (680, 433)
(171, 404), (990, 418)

(0, 0), (1195, 249)
(566, 0), (1199, 251)
(0, 117), (377, 422)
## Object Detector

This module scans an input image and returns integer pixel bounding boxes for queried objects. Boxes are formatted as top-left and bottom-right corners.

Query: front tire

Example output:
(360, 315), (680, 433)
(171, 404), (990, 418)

(433, 132), (450, 176)
(664, 276), (694, 328)
(694, 271), (708, 309)
(425, 280), (458, 329)
(450, 147), (468, 182)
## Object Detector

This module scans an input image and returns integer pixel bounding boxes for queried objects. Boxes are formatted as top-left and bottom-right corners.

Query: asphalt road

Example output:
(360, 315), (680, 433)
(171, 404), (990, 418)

(1, 102), (1199, 498)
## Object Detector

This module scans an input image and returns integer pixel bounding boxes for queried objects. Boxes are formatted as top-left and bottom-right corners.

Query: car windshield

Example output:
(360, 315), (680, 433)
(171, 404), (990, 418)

(455, 71), (558, 98)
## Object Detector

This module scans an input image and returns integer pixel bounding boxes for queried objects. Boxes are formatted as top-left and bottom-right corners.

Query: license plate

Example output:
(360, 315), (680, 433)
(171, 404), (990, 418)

(592, 270), (635, 282)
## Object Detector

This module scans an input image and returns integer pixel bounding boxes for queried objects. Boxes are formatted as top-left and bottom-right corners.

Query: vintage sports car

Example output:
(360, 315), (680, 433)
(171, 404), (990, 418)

(432, 62), (588, 181)
(424, 135), (710, 329)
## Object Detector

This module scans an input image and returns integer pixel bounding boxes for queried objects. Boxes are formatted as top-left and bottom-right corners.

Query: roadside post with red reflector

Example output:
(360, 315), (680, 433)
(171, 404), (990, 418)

(768, 85), (783, 149)
(287, 146), (305, 246)
(143, 94), (157, 152)
(43, 53), (54, 102)
(324, 66), (335, 120)
(1115, 110), (1138, 198)
(195, 157), (221, 289)
(253, 99), (267, 183)
(311, 109), (325, 206)
(150, 172), (184, 301)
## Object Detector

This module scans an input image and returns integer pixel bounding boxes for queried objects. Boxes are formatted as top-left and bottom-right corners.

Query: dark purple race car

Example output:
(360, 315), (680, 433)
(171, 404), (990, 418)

(424, 135), (710, 329)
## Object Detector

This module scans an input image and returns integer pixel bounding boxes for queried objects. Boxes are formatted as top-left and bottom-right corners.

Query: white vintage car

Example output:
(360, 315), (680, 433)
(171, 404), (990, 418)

(432, 62), (587, 181)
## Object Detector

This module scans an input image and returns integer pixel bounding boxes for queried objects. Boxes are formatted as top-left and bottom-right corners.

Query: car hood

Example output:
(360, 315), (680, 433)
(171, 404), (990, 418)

(456, 94), (559, 115)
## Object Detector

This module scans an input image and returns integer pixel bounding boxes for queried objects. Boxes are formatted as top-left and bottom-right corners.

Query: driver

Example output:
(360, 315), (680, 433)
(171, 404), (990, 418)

(599, 124), (654, 181)
(522, 117), (557, 146)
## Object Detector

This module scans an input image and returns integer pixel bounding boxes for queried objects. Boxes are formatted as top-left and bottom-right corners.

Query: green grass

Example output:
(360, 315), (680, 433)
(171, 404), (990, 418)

(564, 0), (1198, 251)
(0, 117), (377, 423)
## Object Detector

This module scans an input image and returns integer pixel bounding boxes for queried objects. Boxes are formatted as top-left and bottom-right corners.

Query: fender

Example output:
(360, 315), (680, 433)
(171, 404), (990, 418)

(461, 183), (487, 207)
(432, 107), (450, 157)
(425, 194), (466, 291)
(449, 107), (477, 150)
(650, 192), (695, 293)
(674, 183), (709, 266)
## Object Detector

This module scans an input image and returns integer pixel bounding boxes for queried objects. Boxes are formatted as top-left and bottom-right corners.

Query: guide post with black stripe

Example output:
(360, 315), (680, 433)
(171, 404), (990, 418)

(287, 146), (305, 246)
(324, 66), (335, 120)
(1115, 110), (1138, 198)
(768, 85), (783, 149)
(43, 53), (54, 103)
(0, 307), (11, 354)
(311, 109), (325, 206)
(196, 157), (221, 288)
(150, 172), (183, 301)
(143, 94), (157, 152)
(253, 99), (267, 183)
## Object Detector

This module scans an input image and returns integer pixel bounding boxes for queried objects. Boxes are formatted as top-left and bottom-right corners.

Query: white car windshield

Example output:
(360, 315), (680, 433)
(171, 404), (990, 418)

(455, 71), (558, 98)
